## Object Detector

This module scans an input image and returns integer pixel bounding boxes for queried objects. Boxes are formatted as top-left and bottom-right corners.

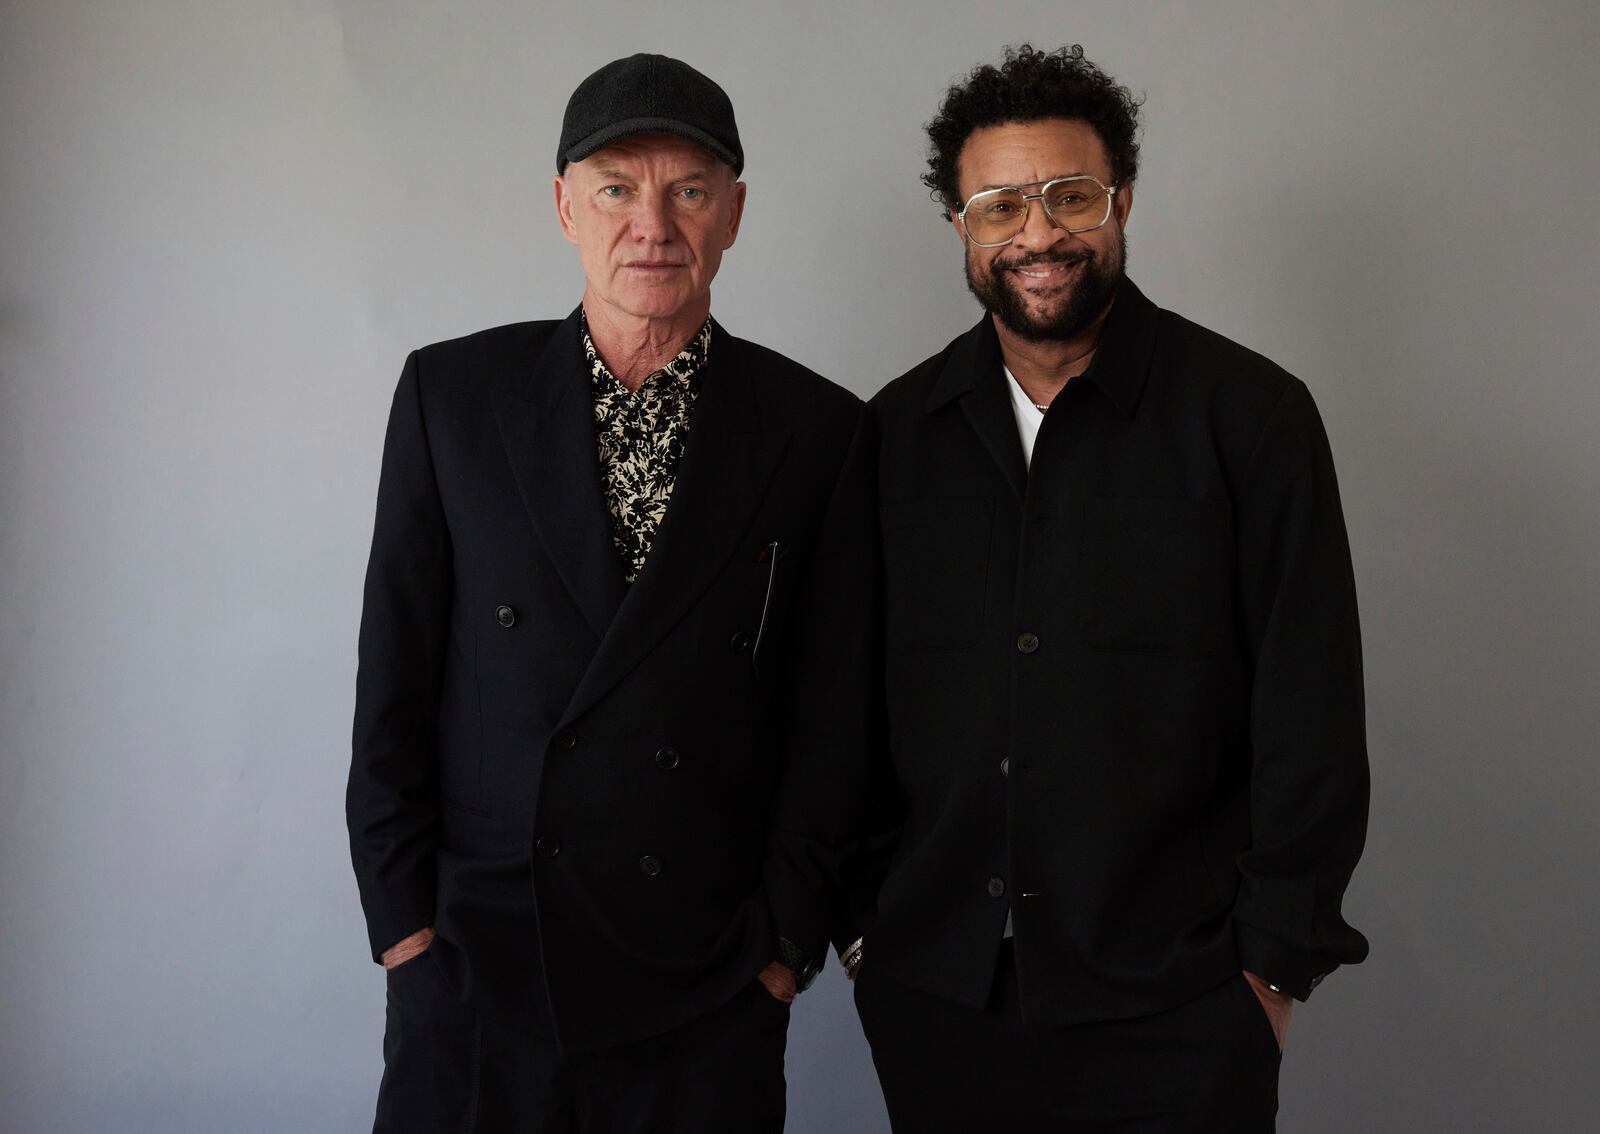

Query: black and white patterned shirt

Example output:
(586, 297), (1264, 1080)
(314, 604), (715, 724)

(583, 312), (713, 583)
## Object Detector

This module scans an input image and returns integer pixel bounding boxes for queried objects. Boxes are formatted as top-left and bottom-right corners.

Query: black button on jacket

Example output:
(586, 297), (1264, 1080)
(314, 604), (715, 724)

(854, 278), (1369, 1022)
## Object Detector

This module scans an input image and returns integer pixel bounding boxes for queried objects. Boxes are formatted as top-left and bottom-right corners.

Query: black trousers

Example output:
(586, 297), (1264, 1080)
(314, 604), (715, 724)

(373, 948), (789, 1134)
(854, 944), (1281, 1133)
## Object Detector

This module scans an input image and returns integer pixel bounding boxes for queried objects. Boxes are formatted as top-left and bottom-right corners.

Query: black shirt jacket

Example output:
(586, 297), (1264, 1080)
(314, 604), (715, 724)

(855, 277), (1369, 1021)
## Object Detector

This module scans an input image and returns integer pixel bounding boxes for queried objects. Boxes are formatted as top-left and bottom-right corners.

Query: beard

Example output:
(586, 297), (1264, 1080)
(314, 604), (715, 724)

(965, 229), (1126, 342)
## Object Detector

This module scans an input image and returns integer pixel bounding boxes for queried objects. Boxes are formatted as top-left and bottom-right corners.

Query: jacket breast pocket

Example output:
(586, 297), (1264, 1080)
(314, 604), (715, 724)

(881, 496), (993, 652)
(1075, 496), (1234, 659)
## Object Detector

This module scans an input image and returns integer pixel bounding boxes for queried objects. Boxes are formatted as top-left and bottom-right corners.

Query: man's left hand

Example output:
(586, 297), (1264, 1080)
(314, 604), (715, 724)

(756, 960), (797, 1003)
(1243, 970), (1293, 1052)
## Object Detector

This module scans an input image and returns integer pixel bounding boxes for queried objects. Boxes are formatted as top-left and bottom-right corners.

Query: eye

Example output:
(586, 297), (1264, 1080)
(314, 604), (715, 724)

(679, 186), (703, 200)
(600, 184), (627, 199)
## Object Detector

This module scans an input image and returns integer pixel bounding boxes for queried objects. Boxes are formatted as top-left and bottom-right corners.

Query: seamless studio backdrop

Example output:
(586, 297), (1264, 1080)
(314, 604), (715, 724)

(2, 1), (1597, 1131)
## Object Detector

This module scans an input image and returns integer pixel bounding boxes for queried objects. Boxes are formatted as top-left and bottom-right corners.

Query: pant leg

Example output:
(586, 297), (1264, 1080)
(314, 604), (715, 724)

(1052, 973), (1281, 1133)
(855, 945), (1280, 1133)
(371, 944), (576, 1134)
(853, 949), (1045, 1133)
(573, 978), (791, 1134)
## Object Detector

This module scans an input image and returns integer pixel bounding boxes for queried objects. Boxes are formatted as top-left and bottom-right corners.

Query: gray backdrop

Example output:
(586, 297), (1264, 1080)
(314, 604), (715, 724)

(2, 1), (1596, 1130)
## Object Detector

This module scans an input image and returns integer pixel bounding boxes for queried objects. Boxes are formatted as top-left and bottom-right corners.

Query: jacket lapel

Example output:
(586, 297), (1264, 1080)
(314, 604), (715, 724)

(561, 328), (790, 724)
(492, 308), (627, 639)
(926, 315), (1027, 504)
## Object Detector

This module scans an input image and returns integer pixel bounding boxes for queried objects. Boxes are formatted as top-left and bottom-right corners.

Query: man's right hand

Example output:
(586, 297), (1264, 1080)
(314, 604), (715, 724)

(381, 927), (435, 969)
(756, 960), (798, 1003)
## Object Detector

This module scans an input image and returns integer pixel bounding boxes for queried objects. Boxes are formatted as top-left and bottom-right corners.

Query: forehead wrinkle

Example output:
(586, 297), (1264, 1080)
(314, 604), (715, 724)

(976, 170), (1090, 192)
(578, 159), (727, 187)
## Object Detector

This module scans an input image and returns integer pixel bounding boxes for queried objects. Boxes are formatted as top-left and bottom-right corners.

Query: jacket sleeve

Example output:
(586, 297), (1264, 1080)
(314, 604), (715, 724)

(1231, 377), (1371, 999)
(347, 351), (452, 963)
(832, 706), (901, 957)
(761, 403), (880, 980)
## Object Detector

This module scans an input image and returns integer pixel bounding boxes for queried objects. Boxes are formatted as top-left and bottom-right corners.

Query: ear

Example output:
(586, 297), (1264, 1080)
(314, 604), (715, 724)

(1113, 181), (1133, 229)
(722, 179), (748, 249)
(553, 173), (579, 245)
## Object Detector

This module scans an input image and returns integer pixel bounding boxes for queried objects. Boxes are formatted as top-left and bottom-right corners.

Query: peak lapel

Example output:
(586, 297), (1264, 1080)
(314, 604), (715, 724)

(562, 330), (790, 724)
(492, 308), (627, 639)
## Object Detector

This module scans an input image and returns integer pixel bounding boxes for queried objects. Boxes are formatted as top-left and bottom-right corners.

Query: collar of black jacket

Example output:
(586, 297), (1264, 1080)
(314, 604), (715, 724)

(924, 275), (1160, 420)
(525, 306), (760, 430)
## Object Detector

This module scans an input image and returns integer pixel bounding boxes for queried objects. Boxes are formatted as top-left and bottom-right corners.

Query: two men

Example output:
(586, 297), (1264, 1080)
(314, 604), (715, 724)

(348, 54), (872, 1131)
(848, 45), (1370, 1130)
(351, 42), (1369, 1134)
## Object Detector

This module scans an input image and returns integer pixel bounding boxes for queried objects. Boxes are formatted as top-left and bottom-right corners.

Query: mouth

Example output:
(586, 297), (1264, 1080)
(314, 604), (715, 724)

(1001, 257), (1086, 283)
(625, 261), (687, 271)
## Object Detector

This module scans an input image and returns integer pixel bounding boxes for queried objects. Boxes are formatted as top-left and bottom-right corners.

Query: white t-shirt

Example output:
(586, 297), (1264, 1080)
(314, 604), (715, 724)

(1004, 364), (1046, 468)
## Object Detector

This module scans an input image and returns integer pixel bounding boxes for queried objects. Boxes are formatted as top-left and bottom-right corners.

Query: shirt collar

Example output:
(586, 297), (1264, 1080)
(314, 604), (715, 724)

(926, 275), (1159, 420)
(580, 309), (714, 392)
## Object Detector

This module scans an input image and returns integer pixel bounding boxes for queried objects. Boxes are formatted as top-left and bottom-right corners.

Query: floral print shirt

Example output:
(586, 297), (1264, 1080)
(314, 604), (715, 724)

(583, 312), (713, 583)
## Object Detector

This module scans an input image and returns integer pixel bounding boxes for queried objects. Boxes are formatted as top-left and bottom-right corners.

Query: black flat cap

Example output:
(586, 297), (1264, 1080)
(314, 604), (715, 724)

(558, 54), (743, 175)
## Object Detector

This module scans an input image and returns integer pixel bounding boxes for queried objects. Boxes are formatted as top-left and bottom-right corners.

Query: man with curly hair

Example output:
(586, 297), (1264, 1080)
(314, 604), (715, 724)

(844, 45), (1370, 1130)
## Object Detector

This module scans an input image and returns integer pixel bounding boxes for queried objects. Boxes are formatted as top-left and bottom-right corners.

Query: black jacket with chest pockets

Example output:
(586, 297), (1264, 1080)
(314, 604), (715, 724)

(348, 308), (875, 1052)
(854, 277), (1369, 1019)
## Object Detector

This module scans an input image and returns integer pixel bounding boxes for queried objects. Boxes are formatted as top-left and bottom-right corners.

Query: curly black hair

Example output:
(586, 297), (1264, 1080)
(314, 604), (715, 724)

(924, 44), (1143, 214)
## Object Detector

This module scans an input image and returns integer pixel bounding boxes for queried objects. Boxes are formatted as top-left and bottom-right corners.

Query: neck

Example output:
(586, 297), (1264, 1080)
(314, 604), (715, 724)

(994, 299), (1114, 409)
(582, 288), (711, 391)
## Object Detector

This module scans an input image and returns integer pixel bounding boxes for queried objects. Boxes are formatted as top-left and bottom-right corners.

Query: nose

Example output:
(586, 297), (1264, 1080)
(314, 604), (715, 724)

(629, 195), (676, 244)
(1008, 196), (1069, 253)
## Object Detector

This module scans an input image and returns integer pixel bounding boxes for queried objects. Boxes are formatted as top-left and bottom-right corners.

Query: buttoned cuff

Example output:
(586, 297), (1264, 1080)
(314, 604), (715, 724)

(1234, 919), (1332, 1002)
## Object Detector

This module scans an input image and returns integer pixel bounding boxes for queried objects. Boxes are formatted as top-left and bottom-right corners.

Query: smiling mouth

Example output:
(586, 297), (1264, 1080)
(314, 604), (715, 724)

(1004, 258), (1085, 280)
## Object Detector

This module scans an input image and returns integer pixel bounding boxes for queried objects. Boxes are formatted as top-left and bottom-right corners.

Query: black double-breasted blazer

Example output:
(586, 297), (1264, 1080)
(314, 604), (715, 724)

(854, 278), (1369, 1022)
(348, 308), (874, 1052)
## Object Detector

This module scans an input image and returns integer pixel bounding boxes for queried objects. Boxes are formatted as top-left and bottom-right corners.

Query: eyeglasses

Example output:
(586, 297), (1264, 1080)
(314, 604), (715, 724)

(955, 175), (1119, 248)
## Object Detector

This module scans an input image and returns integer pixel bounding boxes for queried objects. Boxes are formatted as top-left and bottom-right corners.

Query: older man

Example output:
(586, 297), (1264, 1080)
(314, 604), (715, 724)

(846, 45), (1370, 1130)
(348, 54), (873, 1132)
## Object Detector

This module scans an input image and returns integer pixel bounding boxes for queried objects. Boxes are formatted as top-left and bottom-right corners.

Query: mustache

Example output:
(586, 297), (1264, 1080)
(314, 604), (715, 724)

(994, 250), (1092, 271)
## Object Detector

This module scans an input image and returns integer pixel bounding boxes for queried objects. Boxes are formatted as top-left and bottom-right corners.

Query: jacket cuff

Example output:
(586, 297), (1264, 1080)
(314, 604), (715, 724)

(1233, 918), (1333, 1002)
(775, 936), (822, 992)
(361, 888), (437, 964)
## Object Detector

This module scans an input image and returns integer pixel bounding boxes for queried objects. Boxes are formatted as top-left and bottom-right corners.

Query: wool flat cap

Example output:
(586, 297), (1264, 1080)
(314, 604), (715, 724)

(557, 53), (743, 175)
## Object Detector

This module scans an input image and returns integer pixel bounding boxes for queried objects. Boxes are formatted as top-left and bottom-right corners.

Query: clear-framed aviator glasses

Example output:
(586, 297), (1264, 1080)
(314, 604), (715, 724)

(955, 175), (1119, 248)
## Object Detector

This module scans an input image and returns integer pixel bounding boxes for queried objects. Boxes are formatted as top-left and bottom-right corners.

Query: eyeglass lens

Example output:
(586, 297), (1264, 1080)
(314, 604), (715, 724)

(962, 178), (1111, 245)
